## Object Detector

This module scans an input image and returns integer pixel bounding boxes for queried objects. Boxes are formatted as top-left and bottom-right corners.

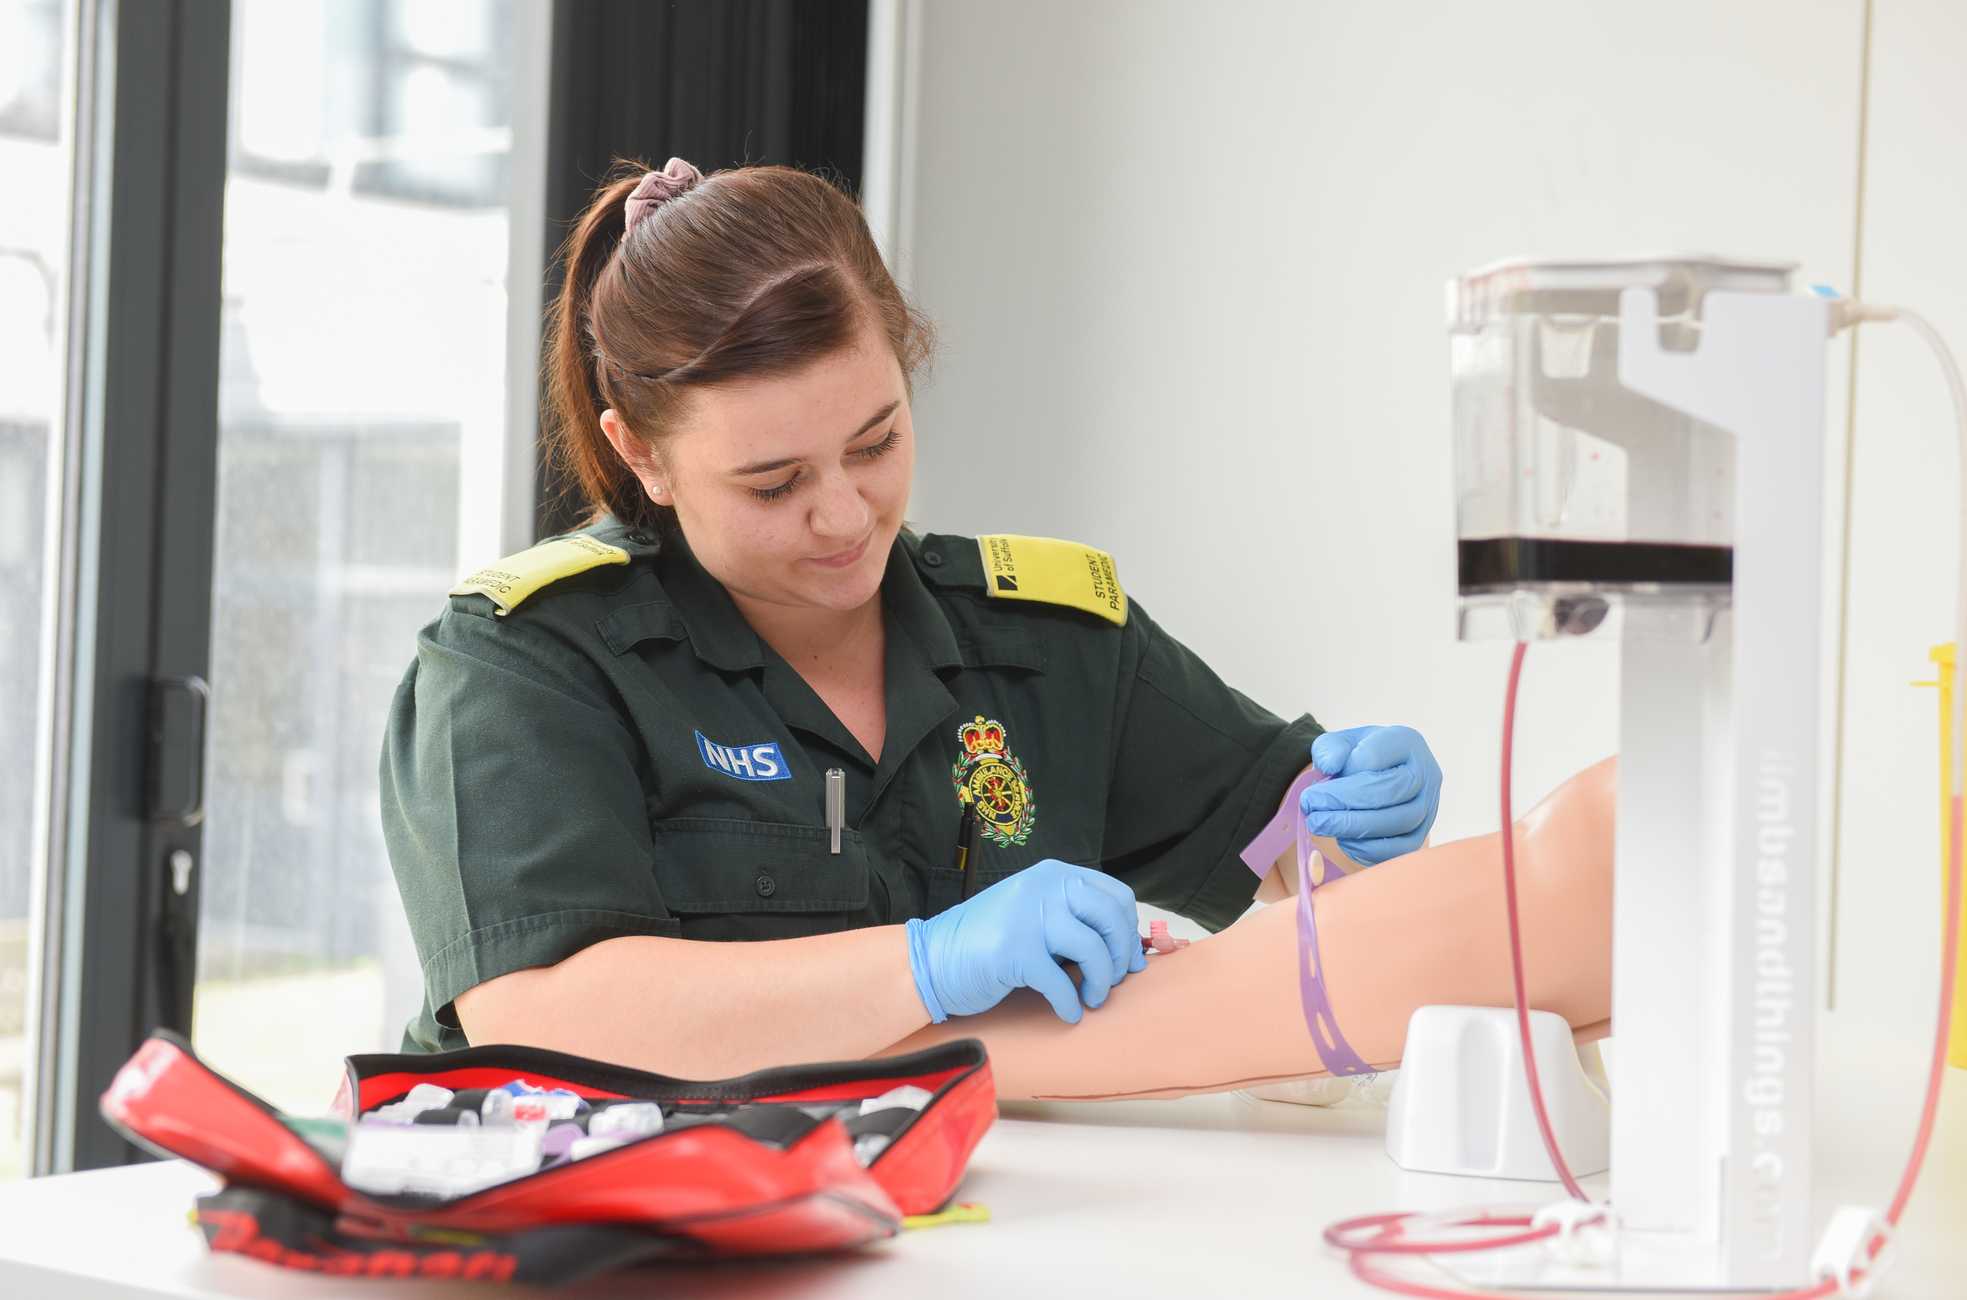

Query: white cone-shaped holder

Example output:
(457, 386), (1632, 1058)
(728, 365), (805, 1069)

(1385, 1005), (1609, 1181)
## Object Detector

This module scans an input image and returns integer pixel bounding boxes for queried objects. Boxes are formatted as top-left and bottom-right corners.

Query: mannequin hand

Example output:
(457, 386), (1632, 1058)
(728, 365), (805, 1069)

(1300, 725), (1443, 866)
(905, 859), (1146, 1024)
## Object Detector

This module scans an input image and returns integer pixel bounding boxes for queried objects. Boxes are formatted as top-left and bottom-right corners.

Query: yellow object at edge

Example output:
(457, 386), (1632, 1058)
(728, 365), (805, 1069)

(976, 535), (1127, 626)
(902, 1202), (991, 1230)
(1915, 642), (1967, 1069)
(450, 535), (631, 616)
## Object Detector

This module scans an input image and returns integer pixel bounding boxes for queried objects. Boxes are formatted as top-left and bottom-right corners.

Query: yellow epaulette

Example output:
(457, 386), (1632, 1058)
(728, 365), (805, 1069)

(975, 534), (1127, 626)
(449, 535), (630, 615)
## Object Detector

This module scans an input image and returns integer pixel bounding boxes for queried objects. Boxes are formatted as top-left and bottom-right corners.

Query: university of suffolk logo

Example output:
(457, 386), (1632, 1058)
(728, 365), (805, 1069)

(950, 715), (1036, 846)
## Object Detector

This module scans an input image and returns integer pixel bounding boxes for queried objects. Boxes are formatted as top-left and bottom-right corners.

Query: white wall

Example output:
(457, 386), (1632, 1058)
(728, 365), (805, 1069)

(898, 0), (1860, 832)
(900, 2), (1864, 829)
(1836, 0), (1966, 1046)
(884, 0), (1967, 1073)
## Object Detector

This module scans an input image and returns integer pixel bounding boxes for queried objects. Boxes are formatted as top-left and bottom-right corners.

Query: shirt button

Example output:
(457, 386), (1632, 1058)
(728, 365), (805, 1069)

(625, 530), (655, 546)
(922, 549), (944, 567)
(755, 874), (777, 898)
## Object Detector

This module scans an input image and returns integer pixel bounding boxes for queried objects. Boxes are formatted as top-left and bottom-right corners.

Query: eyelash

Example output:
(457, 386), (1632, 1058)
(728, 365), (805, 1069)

(748, 428), (902, 502)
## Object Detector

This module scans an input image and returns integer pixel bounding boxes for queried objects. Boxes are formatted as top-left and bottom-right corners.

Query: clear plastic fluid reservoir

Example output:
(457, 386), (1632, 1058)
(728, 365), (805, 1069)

(1450, 256), (1793, 642)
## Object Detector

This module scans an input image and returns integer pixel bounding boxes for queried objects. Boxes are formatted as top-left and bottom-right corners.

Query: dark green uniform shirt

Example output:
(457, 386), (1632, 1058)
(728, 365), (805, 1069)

(380, 518), (1323, 1052)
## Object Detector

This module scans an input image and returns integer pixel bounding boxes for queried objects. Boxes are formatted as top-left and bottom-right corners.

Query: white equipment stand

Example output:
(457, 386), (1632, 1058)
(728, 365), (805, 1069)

(1604, 286), (1828, 1290)
(1428, 283), (1832, 1292)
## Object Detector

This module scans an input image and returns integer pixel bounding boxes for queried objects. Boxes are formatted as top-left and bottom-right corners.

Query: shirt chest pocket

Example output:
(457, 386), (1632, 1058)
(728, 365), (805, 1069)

(648, 818), (874, 941)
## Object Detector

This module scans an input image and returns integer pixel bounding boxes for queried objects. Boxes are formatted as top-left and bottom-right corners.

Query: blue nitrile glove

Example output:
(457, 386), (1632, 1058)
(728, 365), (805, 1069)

(1300, 725), (1444, 866)
(904, 859), (1146, 1025)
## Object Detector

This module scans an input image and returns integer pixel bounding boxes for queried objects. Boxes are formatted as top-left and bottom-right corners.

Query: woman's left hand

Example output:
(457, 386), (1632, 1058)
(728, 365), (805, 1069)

(1300, 725), (1443, 866)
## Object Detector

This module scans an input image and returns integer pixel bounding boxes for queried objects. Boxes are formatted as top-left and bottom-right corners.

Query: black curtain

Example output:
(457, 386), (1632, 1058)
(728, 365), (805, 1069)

(537, 0), (871, 537)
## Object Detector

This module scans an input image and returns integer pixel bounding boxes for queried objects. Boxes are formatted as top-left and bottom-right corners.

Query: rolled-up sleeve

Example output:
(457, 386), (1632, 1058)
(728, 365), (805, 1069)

(379, 601), (680, 1045)
(1099, 599), (1323, 931)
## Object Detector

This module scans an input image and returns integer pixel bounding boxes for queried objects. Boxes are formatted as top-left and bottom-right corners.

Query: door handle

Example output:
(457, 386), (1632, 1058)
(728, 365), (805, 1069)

(146, 675), (209, 825)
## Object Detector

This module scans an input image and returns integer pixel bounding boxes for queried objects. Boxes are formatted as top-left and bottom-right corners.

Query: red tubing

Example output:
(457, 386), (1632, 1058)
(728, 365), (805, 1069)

(1324, 646), (1965, 1300)
(1498, 641), (1590, 1202)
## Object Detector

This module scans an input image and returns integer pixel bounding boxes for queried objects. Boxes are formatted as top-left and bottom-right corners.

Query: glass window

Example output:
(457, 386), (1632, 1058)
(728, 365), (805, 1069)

(230, 0), (512, 206)
(192, 0), (519, 1114)
(0, 0), (63, 139)
(0, 0), (76, 1184)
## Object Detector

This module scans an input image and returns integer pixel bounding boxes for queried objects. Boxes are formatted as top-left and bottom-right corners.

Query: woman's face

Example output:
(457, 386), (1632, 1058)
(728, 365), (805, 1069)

(603, 318), (915, 618)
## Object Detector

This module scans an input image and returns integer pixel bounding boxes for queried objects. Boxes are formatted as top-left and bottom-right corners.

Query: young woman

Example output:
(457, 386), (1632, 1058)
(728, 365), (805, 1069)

(378, 157), (1452, 1076)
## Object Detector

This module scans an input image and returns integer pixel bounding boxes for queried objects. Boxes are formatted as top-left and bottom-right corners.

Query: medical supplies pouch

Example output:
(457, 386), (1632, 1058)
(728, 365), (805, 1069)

(99, 1029), (996, 1285)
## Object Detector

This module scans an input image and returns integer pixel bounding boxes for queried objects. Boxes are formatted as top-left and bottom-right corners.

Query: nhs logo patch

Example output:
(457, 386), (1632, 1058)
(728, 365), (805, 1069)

(694, 730), (790, 782)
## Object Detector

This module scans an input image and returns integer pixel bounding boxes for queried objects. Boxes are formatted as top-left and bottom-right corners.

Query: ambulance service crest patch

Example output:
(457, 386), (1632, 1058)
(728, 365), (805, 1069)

(950, 715), (1037, 846)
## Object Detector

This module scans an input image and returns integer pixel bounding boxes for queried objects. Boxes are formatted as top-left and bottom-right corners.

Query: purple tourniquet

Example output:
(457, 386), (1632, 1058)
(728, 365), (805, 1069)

(1239, 765), (1332, 877)
(1295, 823), (1374, 1077)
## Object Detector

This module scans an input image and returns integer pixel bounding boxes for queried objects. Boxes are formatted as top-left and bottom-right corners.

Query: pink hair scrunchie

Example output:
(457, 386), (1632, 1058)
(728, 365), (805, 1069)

(624, 157), (703, 233)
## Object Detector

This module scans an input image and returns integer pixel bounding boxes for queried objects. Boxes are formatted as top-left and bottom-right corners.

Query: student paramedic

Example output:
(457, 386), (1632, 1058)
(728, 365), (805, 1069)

(378, 157), (1445, 1072)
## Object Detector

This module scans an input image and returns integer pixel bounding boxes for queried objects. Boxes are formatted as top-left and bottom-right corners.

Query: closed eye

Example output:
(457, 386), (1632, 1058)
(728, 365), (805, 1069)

(747, 427), (902, 502)
(854, 427), (903, 460)
(750, 474), (802, 502)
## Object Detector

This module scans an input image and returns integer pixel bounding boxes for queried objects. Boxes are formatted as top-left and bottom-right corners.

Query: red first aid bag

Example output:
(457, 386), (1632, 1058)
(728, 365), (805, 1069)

(100, 1030), (995, 1284)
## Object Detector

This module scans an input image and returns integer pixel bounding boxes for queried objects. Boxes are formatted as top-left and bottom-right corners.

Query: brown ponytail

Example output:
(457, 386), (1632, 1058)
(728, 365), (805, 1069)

(542, 158), (936, 533)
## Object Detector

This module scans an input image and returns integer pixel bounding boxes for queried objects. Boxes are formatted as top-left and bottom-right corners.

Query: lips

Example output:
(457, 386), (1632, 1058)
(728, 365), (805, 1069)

(809, 532), (872, 568)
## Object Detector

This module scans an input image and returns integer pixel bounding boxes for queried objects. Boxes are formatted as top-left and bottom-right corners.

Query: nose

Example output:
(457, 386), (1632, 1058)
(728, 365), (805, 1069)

(808, 469), (873, 545)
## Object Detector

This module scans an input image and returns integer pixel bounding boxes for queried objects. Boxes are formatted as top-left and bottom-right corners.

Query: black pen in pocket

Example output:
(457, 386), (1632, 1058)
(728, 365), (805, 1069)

(956, 798), (983, 900)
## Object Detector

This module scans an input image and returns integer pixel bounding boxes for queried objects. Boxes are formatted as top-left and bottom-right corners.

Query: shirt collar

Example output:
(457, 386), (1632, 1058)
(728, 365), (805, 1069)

(658, 534), (768, 673)
(884, 530), (964, 673)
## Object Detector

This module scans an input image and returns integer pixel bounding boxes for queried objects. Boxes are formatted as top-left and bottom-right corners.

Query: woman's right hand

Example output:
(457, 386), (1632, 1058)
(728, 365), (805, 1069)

(904, 859), (1146, 1024)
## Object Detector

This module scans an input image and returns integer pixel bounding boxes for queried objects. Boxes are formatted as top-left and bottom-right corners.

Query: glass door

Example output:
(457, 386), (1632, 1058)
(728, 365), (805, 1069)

(190, 0), (535, 1113)
(0, 0), (81, 1183)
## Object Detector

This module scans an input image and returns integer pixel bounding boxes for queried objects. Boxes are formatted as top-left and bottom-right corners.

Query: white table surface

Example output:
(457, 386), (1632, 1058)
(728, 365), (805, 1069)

(3, 1048), (1964, 1300)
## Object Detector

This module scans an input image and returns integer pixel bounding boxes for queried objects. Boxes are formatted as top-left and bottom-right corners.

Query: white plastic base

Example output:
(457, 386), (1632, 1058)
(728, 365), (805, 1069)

(1385, 1005), (1609, 1181)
